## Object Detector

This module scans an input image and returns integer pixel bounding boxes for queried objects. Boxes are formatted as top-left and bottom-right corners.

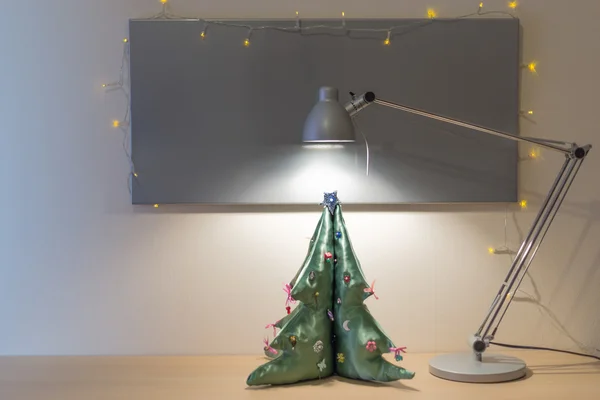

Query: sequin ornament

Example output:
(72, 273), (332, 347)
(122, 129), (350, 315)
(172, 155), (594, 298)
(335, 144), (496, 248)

(366, 341), (377, 352)
(313, 340), (324, 353)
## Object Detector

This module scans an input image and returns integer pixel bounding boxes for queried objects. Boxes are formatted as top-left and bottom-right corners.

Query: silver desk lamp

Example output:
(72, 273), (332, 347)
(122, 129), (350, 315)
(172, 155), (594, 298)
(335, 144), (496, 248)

(302, 86), (591, 383)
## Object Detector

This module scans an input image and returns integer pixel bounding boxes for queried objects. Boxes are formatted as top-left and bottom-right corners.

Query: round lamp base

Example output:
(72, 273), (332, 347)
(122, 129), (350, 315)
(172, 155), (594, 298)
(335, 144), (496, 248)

(429, 352), (527, 383)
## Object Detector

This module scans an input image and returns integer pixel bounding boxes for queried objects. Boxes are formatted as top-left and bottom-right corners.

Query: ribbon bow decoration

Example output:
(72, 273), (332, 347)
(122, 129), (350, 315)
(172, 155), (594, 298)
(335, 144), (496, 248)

(283, 283), (296, 307)
(265, 323), (277, 337)
(389, 346), (407, 361)
(263, 338), (278, 355)
(363, 280), (379, 300)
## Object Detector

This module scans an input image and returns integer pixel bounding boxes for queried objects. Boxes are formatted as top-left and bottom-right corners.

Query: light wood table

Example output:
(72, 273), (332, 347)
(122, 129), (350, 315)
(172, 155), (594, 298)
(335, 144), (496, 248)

(0, 351), (598, 400)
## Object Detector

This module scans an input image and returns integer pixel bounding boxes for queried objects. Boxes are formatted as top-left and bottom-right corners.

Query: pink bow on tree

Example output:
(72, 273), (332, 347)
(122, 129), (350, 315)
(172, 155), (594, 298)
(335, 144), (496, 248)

(283, 283), (296, 307)
(265, 323), (278, 337)
(389, 346), (407, 358)
(263, 338), (278, 355)
(390, 346), (406, 361)
(363, 280), (379, 300)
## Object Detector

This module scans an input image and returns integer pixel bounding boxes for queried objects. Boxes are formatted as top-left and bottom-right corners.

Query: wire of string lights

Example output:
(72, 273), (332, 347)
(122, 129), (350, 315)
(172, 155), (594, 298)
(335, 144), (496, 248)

(104, 39), (137, 194)
(150, 0), (517, 45)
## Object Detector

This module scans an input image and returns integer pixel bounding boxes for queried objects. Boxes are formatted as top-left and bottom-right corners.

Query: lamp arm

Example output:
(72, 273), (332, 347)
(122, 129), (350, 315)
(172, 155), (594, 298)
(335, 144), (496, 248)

(345, 91), (592, 358)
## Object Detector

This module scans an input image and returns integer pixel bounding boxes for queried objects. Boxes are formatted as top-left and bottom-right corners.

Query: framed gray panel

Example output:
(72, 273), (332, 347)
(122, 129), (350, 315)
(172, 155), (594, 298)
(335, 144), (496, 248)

(129, 18), (519, 204)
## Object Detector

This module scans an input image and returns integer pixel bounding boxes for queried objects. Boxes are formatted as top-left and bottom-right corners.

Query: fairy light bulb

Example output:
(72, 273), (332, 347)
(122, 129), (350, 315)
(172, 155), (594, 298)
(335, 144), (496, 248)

(427, 8), (437, 19)
(488, 247), (496, 255)
(527, 61), (537, 73)
(383, 31), (391, 46)
(243, 37), (250, 47)
(160, 0), (167, 4)
(112, 120), (120, 128)
(527, 110), (534, 115)
(508, 1), (518, 9)
(519, 199), (528, 209)
(154, 204), (159, 208)
(133, 172), (138, 178)
(479, 2), (484, 8)
(102, 84), (107, 88)
(200, 29), (206, 39)
(123, 38), (128, 43)
(529, 148), (539, 159)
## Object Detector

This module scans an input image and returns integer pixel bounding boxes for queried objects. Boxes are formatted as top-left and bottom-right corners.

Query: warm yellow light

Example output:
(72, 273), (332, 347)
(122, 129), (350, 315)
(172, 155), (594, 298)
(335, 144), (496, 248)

(480, 2), (484, 8)
(488, 247), (496, 255)
(527, 61), (537, 73)
(102, 84), (107, 88)
(384, 31), (391, 46)
(200, 31), (206, 39)
(342, 11), (345, 17)
(508, 1), (518, 9)
(133, 172), (139, 178)
(296, 11), (299, 16)
(154, 204), (159, 208)
(112, 120), (120, 128)
(160, 0), (167, 4)
(427, 8), (437, 19)
(519, 199), (528, 209)
(528, 148), (540, 159)
(244, 38), (250, 47)
(527, 110), (534, 115)
(123, 38), (128, 43)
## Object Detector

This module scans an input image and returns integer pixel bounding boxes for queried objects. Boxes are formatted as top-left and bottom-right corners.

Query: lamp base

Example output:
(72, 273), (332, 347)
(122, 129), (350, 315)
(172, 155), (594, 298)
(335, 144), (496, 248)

(429, 352), (527, 383)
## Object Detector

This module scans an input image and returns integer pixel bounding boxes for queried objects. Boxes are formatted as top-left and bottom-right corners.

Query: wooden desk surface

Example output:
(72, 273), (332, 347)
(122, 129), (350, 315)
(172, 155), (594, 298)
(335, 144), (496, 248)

(0, 351), (598, 400)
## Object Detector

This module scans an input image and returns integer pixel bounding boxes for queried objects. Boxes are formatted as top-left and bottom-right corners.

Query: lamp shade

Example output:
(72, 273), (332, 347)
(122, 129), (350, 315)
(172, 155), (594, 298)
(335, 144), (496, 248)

(302, 87), (356, 143)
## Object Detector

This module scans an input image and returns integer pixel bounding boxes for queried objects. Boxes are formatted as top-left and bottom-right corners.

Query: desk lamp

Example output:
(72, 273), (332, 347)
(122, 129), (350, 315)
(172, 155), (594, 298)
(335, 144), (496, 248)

(302, 86), (591, 383)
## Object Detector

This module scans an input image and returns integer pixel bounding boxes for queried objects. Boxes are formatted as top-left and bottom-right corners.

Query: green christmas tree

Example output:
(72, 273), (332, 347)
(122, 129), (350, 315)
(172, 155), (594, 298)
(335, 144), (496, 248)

(247, 192), (414, 385)
(247, 207), (335, 385)
(333, 203), (415, 381)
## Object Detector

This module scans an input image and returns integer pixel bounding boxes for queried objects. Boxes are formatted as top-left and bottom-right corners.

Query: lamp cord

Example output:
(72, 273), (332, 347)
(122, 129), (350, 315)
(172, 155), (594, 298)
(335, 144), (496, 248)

(489, 341), (600, 361)
(352, 119), (370, 176)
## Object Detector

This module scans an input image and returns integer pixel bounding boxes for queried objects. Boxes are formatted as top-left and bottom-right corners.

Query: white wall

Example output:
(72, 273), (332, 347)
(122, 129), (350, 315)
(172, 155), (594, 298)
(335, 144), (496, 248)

(1, 0), (599, 356)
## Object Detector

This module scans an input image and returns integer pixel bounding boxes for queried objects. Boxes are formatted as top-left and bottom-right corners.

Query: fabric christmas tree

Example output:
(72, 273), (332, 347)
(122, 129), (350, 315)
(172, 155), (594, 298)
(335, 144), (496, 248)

(333, 203), (415, 381)
(247, 207), (335, 385)
(247, 192), (414, 385)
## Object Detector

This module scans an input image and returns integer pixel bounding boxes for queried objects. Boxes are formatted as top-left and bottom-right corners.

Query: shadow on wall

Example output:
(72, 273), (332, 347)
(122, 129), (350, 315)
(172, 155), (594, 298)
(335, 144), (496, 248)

(506, 192), (600, 355)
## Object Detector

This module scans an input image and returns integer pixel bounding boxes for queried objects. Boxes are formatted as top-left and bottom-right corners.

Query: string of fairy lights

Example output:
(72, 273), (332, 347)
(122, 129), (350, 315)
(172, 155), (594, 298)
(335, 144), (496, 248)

(104, 0), (538, 215)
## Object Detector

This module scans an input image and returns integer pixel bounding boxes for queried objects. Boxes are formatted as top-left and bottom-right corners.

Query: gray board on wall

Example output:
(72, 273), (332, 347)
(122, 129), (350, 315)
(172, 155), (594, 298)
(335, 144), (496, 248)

(129, 18), (520, 205)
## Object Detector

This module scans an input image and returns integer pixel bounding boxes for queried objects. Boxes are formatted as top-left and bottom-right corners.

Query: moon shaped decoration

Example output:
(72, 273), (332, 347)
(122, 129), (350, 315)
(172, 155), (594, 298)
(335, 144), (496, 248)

(342, 320), (351, 331)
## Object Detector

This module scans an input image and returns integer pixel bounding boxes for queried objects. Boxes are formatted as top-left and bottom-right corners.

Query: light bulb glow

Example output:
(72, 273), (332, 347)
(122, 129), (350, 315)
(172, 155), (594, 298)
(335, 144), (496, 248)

(427, 8), (437, 19)
(508, 1), (518, 9)
(479, 2), (484, 8)
(200, 30), (206, 39)
(528, 110), (534, 115)
(133, 172), (138, 178)
(244, 38), (250, 47)
(160, 0), (167, 4)
(488, 247), (496, 255)
(527, 61), (537, 73)
(102, 84), (107, 88)
(154, 204), (159, 208)
(123, 38), (128, 43)
(384, 31), (391, 46)
(342, 11), (345, 17)
(529, 149), (540, 159)
(519, 200), (528, 209)
(112, 120), (120, 128)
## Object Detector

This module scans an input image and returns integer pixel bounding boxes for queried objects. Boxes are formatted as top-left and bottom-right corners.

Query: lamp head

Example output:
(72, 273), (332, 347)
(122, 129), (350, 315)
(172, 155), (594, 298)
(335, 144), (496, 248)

(302, 87), (356, 143)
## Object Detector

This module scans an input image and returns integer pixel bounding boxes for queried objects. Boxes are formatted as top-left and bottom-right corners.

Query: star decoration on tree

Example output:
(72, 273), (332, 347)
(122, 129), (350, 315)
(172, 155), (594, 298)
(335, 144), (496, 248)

(321, 191), (340, 215)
